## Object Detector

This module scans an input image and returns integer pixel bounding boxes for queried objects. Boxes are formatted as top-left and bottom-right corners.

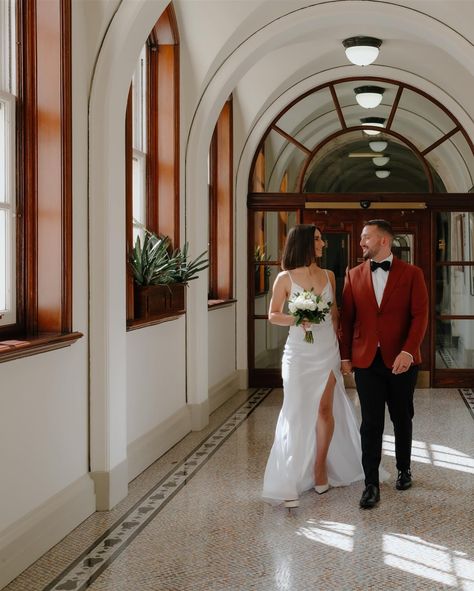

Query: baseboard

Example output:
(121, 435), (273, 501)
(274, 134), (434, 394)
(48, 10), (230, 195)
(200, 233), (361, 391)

(208, 371), (241, 413)
(188, 399), (210, 431)
(238, 369), (248, 390)
(0, 474), (96, 589)
(127, 406), (191, 483)
(90, 459), (129, 511)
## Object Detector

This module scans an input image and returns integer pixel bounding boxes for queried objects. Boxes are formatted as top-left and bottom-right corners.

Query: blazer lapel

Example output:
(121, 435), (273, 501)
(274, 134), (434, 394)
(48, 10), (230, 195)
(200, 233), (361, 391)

(380, 257), (405, 309)
(363, 260), (379, 309)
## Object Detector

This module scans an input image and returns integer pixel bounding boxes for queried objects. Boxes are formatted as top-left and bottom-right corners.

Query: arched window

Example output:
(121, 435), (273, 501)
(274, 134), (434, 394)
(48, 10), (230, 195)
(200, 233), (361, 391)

(126, 4), (180, 325)
(0, 0), (79, 360)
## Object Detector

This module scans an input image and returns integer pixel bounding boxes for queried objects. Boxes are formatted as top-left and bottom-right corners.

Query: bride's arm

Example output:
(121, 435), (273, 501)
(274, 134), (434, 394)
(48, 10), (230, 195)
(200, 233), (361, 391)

(268, 272), (295, 326)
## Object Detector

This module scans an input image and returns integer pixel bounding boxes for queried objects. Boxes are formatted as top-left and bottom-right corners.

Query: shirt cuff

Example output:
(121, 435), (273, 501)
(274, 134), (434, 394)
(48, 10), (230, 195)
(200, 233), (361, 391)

(401, 350), (414, 362)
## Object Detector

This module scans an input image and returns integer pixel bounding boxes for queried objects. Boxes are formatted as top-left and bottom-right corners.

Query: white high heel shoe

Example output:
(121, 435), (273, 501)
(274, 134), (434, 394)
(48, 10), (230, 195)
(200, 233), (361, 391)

(284, 499), (299, 508)
(314, 483), (329, 495)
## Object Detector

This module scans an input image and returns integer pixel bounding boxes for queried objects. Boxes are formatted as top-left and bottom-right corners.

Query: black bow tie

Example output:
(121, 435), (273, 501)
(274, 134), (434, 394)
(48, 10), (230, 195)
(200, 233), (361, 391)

(371, 260), (391, 272)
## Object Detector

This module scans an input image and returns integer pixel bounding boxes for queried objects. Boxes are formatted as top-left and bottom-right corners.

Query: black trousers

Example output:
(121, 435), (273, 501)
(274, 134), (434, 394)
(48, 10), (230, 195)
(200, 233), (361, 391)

(354, 349), (418, 486)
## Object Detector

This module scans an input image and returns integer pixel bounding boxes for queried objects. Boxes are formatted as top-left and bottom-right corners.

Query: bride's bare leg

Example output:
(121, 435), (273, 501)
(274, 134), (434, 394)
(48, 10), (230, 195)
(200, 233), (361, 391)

(314, 372), (336, 485)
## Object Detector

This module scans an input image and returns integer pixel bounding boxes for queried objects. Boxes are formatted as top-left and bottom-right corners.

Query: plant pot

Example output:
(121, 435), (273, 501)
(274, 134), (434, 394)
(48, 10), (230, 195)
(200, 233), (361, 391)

(134, 283), (186, 320)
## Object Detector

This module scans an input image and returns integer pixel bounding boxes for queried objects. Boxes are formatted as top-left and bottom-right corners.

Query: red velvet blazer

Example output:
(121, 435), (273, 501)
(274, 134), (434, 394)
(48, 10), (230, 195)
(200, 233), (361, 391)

(340, 257), (429, 368)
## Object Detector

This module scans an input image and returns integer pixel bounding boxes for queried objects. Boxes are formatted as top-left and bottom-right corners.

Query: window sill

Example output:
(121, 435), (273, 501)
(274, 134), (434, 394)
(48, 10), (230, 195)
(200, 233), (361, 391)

(0, 332), (83, 363)
(208, 298), (237, 310)
(127, 310), (185, 331)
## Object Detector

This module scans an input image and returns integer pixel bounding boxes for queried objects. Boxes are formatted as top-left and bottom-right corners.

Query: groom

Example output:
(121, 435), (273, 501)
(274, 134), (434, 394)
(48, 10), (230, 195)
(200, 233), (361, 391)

(340, 219), (428, 509)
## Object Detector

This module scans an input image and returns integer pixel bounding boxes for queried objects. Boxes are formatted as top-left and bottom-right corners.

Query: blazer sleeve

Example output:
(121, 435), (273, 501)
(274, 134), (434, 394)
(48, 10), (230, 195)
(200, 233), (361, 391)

(339, 268), (355, 360)
(401, 266), (429, 356)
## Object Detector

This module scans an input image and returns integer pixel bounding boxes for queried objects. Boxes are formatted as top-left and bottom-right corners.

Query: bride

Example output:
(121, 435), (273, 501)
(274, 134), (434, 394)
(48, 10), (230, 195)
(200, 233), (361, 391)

(262, 224), (364, 508)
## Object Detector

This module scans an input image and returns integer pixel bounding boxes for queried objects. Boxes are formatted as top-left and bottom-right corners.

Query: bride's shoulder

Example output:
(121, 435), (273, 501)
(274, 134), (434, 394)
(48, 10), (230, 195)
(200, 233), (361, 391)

(276, 270), (291, 283)
(322, 268), (335, 278)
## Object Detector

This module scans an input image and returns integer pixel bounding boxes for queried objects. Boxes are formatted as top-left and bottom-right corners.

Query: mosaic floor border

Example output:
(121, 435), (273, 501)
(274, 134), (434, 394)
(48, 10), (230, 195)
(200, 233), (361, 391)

(459, 388), (474, 420)
(43, 388), (272, 591)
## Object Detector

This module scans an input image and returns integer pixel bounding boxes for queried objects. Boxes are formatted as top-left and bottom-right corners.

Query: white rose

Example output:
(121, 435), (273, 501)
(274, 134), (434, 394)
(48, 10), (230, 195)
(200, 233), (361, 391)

(288, 302), (296, 313)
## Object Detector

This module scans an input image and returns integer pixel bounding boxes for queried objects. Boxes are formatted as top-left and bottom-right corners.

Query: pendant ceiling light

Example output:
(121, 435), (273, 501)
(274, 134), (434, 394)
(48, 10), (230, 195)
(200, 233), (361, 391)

(375, 169), (390, 178)
(354, 85), (385, 109)
(342, 36), (382, 66)
(369, 140), (388, 152)
(373, 156), (390, 166)
(361, 117), (385, 136)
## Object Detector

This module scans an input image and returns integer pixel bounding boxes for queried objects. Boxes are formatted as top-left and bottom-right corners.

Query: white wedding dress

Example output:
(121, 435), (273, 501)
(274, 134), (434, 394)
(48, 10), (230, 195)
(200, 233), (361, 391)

(262, 273), (365, 505)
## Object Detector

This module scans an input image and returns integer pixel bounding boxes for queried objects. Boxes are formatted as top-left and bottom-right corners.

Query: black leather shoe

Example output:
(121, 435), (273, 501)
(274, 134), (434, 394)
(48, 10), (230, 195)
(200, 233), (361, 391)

(396, 469), (412, 490)
(359, 484), (380, 509)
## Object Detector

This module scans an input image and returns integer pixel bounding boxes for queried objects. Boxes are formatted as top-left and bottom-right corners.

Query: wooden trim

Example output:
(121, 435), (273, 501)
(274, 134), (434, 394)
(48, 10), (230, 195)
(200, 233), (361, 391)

(422, 127), (459, 156)
(23, 0), (38, 336)
(208, 127), (218, 297)
(61, 0), (72, 333)
(127, 312), (185, 331)
(0, 332), (83, 363)
(386, 84), (403, 130)
(329, 84), (346, 129)
(125, 88), (134, 322)
(272, 125), (311, 155)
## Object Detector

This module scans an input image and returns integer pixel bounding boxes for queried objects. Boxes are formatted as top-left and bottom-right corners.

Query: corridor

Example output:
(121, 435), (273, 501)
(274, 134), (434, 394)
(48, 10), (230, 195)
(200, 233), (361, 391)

(6, 388), (474, 591)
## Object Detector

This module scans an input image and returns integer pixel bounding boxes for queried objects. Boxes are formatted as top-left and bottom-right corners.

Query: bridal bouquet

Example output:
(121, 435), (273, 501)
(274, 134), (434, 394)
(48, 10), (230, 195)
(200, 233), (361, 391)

(288, 289), (332, 343)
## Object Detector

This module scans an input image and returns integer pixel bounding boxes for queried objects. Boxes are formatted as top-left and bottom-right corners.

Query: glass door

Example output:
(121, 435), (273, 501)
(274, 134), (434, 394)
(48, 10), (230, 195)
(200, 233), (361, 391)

(434, 211), (474, 386)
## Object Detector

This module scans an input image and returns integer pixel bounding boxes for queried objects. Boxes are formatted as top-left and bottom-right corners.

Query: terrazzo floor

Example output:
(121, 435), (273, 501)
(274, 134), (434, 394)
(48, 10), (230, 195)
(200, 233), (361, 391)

(4, 387), (474, 591)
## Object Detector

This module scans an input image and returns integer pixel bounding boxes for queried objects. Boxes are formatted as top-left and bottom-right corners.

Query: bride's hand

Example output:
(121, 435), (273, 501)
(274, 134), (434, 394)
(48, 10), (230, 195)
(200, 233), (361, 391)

(300, 319), (312, 331)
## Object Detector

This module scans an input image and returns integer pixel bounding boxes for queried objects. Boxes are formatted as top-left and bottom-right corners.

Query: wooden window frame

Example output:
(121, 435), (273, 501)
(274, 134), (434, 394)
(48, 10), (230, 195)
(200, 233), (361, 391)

(126, 5), (180, 327)
(208, 97), (234, 306)
(0, 0), (81, 362)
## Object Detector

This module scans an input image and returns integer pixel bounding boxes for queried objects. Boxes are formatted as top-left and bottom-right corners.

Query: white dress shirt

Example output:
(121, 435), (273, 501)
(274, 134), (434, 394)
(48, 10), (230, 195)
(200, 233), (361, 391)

(371, 254), (393, 307)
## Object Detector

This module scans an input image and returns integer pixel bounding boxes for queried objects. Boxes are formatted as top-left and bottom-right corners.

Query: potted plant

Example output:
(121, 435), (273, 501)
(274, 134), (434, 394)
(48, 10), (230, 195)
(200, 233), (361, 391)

(129, 231), (209, 320)
(254, 244), (271, 294)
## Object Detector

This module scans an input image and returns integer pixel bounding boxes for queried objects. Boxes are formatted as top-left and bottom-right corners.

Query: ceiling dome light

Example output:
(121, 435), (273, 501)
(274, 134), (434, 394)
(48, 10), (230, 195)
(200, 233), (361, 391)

(375, 169), (390, 179)
(342, 36), (382, 66)
(361, 117), (385, 136)
(373, 156), (390, 166)
(354, 85), (385, 109)
(369, 140), (388, 152)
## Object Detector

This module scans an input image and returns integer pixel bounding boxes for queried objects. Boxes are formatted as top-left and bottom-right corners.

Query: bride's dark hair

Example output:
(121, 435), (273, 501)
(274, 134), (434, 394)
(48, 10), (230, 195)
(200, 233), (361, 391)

(282, 224), (321, 270)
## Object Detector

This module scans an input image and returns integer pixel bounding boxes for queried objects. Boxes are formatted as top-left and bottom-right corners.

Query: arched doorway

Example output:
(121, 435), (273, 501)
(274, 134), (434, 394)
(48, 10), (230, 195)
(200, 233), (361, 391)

(248, 77), (474, 388)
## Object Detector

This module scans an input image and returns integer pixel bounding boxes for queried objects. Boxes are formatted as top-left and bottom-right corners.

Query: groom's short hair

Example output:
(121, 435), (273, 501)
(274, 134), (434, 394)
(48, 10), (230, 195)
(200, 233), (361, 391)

(364, 219), (394, 238)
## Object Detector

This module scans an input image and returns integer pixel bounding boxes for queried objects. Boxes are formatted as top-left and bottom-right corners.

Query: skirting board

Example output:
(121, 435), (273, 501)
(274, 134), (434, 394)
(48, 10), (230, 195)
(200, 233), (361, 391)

(0, 474), (96, 589)
(127, 406), (192, 483)
(90, 459), (129, 511)
(208, 371), (241, 413)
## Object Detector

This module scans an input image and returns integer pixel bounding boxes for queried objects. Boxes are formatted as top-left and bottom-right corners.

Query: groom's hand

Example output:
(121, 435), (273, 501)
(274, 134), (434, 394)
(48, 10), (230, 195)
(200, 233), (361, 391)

(341, 360), (352, 375)
(392, 351), (412, 374)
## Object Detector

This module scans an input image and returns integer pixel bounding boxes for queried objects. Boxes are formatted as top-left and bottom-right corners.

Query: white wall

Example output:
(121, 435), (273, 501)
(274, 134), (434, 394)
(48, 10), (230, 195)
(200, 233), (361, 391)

(208, 306), (237, 389)
(127, 318), (187, 446)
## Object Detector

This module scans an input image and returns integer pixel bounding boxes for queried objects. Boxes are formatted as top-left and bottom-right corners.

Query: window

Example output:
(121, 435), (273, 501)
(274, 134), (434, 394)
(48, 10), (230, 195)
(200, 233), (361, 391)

(208, 97), (234, 304)
(0, 0), (16, 327)
(0, 0), (80, 359)
(126, 5), (180, 325)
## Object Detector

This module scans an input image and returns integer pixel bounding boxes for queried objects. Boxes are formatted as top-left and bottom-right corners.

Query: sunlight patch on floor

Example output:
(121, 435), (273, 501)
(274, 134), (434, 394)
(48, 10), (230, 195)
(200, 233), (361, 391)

(297, 520), (355, 551)
(383, 533), (474, 589)
(382, 435), (474, 472)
